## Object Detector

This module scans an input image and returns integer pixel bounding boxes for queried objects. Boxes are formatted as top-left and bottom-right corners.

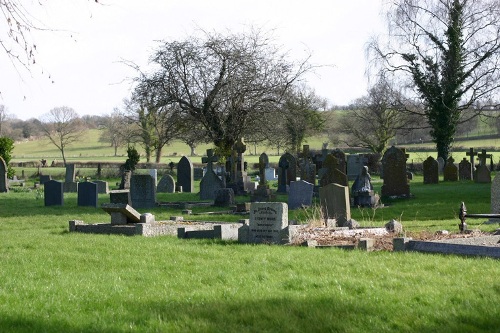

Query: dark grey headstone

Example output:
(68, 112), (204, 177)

(65, 164), (76, 183)
(199, 170), (224, 200)
(44, 180), (64, 206)
(157, 174), (176, 193)
(277, 153), (297, 193)
(346, 154), (365, 181)
(0, 156), (8, 193)
(288, 180), (314, 209)
(459, 158), (472, 180)
(177, 156), (194, 192)
(381, 146), (410, 197)
(423, 156), (439, 184)
(39, 175), (52, 185)
(130, 174), (156, 208)
(443, 157), (458, 182)
(77, 181), (98, 207)
(63, 181), (78, 193)
(120, 170), (131, 190)
(93, 180), (109, 194)
(213, 188), (235, 207)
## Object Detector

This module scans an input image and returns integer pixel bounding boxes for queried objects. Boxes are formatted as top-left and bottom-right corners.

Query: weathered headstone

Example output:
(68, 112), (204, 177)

(490, 174), (500, 223)
(320, 154), (348, 187)
(423, 156), (439, 184)
(331, 149), (347, 175)
(44, 180), (63, 206)
(346, 154), (366, 181)
(39, 175), (52, 185)
(119, 170), (132, 190)
(0, 156), (8, 193)
(226, 138), (249, 194)
(319, 183), (351, 227)
(381, 146), (410, 197)
(352, 166), (375, 207)
(213, 188), (235, 207)
(288, 180), (314, 209)
(248, 202), (288, 244)
(148, 169), (158, 186)
(77, 181), (98, 207)
(130, 174), (156, 208)
(459, 158), (472, 181)
(102, 203), (141, 225)
(437, 157), (445, 175)
(443, 157), (458, 182)
(177, 156), (194, 193)
(200, 149), (224, 200)
(277, 153), (297, 193)
(251, 153), (274, 202)
(475, 149), (492, 183)
(299, 145), (316, 185)
(109, 190), (131, 205)
(93, 180), (109, 194)
(65, 163), (76, 183)
(157, 174), (176, 193)
(466, 148), (478, 180)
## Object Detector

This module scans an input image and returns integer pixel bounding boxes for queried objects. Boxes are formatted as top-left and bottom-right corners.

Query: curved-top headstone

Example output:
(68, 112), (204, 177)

(423, 156), (438, 184)
(277, 153), (296, 193)
(157, 174), (176, 193)
(381, 146), (410, 197)
(177, 156), (194, 193)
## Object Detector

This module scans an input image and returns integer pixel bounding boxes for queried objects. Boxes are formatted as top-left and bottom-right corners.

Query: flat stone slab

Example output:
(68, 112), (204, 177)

(101, 203), (141, 224)
(406, 235), (500, 258)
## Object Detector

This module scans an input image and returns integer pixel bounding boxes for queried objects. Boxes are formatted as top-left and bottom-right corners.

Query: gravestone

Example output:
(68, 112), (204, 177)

(148, 169), (158, 186)
(437, 157), (445, 175)
(77, 181), (98, 207)
(177, 156), (194, 192)
(288, 180), (314, 210)
(44, 180), (63, 206)
(213, 188), (235, 207)
(351, 166), (375, 207)
(466, 148), (478, 181)
(381, 146), (410, 197)
(320, 154), (348, 187)
(130, 174), (156, 208)
(102, 203), (141, 225)
(490, 174), (500, 223)
(443, 157), (458, 181)
(226, 138), (249, 194)
(319, 183), (351, 227)
(119, 170), (131, 190)
(157, 174), (176, 193)
(331, 149), (347, 175)
(299, 145), (316, 185)
(63, 163), (78, 193)
(346, 154), (366, 181)
(277, 153), (297, 193)
(40, 175), (52, 185)
(93, 180), (109, 194)
(200, 149), (224, 200)
(109, 190), (131, 205)
(459, 158), (472, 180)
(423, 156), (439, 184)
(248, 202), (288, 244)
(251, 153), (274, 202)
(475, 149), (492, 183)
(0, 156), (8, 193)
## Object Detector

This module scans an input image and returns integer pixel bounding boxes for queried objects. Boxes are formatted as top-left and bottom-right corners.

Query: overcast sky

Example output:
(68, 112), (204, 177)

(1, 0), (385, 121)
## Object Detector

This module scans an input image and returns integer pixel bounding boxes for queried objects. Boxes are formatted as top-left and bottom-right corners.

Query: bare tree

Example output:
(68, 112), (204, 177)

(0, 104), (11, 136)
(134, 28), (312, 157)
(370, 0), (500, 161)
(39, 106), (85, 166)
(99, 109), (130, 156)
(339, 77), (416, 157)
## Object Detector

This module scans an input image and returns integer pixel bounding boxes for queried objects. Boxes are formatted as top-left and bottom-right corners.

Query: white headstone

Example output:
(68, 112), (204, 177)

(249, 202), (288, 244)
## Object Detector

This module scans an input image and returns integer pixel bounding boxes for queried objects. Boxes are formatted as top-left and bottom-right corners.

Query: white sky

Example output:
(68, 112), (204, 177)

(0, 0), (385, 121)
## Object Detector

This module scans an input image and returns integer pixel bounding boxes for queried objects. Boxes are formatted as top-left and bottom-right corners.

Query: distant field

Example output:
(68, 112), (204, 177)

(11, 128), (500, 165)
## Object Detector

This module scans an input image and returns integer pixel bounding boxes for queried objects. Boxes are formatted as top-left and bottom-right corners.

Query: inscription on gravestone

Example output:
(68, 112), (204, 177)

(249, 202), (288, 244)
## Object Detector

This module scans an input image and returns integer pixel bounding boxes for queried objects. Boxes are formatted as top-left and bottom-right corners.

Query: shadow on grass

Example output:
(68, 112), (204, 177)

(1, 296), (498, 332)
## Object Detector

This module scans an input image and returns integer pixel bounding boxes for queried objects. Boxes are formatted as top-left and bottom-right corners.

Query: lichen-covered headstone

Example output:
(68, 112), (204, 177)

(423, 156), (438, 184)
(381, 146), (410, 197)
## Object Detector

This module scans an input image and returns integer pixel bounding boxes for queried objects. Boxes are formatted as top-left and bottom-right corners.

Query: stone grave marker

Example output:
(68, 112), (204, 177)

(299, 145), (316, 185)
(475, 149), (492, 183)
(130, 174), (156, 208)
(109, 190), (131, 205)
(443, 157), (458, 181)
(248, 202), (288, 244)
(320, 154), (348, 187)
(177, 156), (194, 192)
(157, 174), (176, 193)
(490, 174), (500, 223)
(437, 157), (445, 175)
(352, 166), (375, 207)
(44, 179), (64, 206)
(319, 183), (351, 227)
(40, 175), (52, 185)
(347, 154), (366, 181)
(277, 152), (296, 193)
(101, 203), (141, 225)
(331, 149), (347, 175)
(64, 163), (78, 193)
(93, 180), (109, 194)
(214, 188), (235, 207)
(77, 181), (98, 207)
(423, 156), (439, 184)
(119, 170), (132, 190)
(251, 153), (274, 202)
(148, 169), (158, 186)
(381, 146), (410, 197)
(459, 158), (472, 180)
(0, 156), (8, 193)
(288, 180), (314, 210)
(200, 149), (224, 200)
(466, 148), (478, 180)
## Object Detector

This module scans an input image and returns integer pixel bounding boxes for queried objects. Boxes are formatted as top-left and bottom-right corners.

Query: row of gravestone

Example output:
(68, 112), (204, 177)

(423, 155), (492, 184)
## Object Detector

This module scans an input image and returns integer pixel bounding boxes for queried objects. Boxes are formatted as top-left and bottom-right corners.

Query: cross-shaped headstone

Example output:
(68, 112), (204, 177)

(202, 149), (218, 173)
(477, 149), (492, 166)
(466, 148), (478, 179)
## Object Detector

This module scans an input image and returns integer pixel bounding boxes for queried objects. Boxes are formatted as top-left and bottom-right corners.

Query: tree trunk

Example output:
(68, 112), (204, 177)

(155, 146), (162, 163)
